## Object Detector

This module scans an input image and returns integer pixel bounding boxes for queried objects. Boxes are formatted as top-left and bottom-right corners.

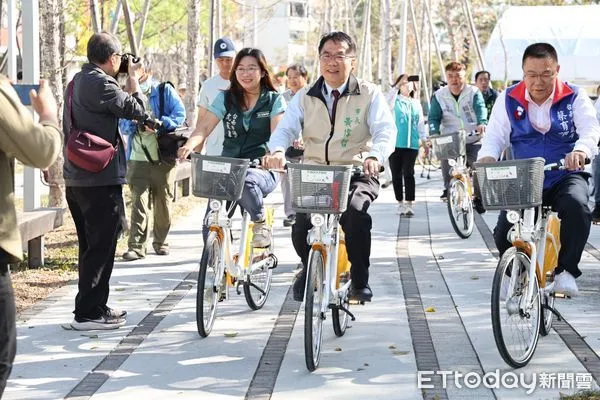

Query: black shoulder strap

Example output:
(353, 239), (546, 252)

(158, 82), (166, 119)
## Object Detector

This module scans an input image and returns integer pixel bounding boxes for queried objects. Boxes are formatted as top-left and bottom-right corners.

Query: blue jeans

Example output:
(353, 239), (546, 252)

(238, 169), (279, 222)
(202, 169), (279, 243)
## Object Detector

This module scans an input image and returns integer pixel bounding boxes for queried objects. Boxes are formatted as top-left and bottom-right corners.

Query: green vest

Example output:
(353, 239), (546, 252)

(221, 88), (278, 159)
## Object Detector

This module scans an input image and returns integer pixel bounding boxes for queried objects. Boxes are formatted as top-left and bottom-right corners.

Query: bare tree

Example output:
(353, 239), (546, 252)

(40, 0), (66, 207)
(185, 0), (201, 125)
(378, 0), (391, 89)
(358, 0), (372, 80)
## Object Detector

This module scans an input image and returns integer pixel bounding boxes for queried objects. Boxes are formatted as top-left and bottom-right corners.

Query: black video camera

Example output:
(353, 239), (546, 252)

(118, 53), (141, 75)
(142, 115), (163, 131)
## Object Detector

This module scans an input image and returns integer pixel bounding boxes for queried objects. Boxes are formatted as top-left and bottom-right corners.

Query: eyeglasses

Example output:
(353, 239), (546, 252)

(319, 53), (355, 63)
(235, 66), (261, 74)
(524, 71), (556, 81)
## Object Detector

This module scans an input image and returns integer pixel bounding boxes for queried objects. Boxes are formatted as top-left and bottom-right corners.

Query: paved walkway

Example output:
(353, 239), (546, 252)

(5, 170), (600, 400)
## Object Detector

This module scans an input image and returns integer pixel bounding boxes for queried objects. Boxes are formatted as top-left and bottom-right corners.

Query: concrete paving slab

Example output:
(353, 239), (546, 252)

(5, 172), (600, 400)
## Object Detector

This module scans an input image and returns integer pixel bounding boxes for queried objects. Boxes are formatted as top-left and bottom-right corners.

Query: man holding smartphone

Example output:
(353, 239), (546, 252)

(0, 79), (62, 397)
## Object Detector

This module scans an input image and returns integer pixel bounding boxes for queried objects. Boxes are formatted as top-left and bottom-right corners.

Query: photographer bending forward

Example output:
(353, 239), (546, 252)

(178, 48), (286, 248)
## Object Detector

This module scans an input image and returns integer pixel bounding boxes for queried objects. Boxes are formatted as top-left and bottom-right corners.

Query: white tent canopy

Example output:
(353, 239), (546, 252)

(484, 5), (600, 85)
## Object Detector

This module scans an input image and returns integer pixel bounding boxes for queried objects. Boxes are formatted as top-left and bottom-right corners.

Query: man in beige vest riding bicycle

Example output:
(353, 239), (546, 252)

(263, 31), (396, 302)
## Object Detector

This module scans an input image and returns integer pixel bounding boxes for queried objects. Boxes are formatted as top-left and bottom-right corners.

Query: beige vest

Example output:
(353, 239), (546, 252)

(301, 75), (374, 166)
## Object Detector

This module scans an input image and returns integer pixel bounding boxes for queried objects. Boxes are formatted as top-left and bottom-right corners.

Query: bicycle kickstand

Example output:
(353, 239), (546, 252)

(330, 304), (356, 321)
(542, 303), (564, 322)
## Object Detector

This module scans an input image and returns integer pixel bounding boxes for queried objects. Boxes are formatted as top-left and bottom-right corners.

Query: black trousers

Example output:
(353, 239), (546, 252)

(66, 185), (124, 319)
(493, 174), (591, 278)
(0, 263), (15, 398)
(292, 176), (379, 288)
(388, 148), (418, 202)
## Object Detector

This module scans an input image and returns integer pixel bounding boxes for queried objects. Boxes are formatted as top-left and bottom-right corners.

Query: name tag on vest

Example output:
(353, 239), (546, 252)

(256, 111), (270, 118)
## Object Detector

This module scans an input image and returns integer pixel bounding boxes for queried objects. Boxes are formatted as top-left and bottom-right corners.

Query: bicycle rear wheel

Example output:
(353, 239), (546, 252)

(244, 216), (277, 310)
(332, 290), (350, 337)
(540, 288), (555, 336)
(491, 247), (541, 368)
(196, 232), (222, 338)
(447, 178), (474, 239)
(304, 249), (325, 371)
(417, 146), (440, 170)
(243, 238), (274, 310)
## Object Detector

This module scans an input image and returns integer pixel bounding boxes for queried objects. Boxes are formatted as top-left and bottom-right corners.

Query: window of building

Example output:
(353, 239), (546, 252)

(289, 2), (307, 18)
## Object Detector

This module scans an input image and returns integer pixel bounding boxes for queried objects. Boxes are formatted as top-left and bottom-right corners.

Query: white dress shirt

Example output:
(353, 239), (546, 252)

(478, 86), (600, 160)
(268, 78), (395, 163)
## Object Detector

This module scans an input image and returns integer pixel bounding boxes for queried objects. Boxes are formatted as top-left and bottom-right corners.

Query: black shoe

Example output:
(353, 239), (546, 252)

(283, 215), (296, 227)
(349, 284), (373, 302)
(292, 270), (306, 302)
(473, 197), (486, 214)
(440, 190), (448, 200)
(593, 204), (600, 223)
(100, 305), (127, 319)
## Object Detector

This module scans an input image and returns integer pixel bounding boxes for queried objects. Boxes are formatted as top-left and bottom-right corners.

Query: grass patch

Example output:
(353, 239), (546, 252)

(561, 391), (600, 400)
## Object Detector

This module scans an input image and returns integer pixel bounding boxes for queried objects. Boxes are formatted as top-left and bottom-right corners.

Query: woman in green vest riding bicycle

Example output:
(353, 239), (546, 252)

(178, 48), (286, 248)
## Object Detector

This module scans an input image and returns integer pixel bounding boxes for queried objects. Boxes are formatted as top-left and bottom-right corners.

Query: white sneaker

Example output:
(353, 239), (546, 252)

(404, 206), (414, 217)
(552, 271), (579, 297)
(71, 314), (126, 331)
(397, 205), (404, 215)
(251, 221), (271, 248)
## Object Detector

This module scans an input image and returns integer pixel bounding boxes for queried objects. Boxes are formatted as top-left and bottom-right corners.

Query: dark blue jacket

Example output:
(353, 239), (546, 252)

(506, 80), (579, 189)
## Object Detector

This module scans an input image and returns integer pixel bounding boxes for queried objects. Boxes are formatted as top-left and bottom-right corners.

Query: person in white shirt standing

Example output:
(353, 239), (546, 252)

(477, 42), (600, 297)
(195, 37), (236, 243)
(280, 63), (308, 227)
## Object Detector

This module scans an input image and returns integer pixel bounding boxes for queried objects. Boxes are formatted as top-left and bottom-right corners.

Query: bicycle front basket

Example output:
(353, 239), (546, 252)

(191, 154), (250, 201)
(474, 157), (545, 210)
(430, 131), (466, 160)
(287, 163), (352, 214)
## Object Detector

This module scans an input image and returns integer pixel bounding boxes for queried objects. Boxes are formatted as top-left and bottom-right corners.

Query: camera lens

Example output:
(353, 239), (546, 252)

(118, 53), (140, 75)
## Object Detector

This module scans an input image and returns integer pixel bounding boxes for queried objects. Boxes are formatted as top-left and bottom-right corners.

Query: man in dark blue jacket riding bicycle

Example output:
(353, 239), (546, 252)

(477, 43), (600, 297)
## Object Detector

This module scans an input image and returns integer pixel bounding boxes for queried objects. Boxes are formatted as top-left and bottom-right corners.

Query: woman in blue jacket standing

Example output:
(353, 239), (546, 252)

(386, 74), (427, 216)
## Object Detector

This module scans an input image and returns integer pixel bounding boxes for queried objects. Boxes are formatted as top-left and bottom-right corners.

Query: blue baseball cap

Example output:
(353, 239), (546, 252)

(214, 37), (236, 59)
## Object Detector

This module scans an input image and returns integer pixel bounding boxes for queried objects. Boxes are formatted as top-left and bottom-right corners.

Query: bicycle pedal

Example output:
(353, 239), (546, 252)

(349, 299), (365, 305)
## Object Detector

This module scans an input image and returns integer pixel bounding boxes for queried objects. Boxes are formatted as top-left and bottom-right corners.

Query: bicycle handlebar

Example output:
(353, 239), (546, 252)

(544, 158), (590, 171)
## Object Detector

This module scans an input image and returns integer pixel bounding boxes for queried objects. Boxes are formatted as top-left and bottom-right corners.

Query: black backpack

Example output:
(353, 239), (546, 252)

(144, 82), (190, 164)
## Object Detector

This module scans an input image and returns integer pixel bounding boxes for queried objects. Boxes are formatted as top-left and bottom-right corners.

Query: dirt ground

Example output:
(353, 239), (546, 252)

(12, 187), (203, 314)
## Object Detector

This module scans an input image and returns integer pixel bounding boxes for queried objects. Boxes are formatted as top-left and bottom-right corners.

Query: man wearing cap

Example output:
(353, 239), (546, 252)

(195, 37), (236, 243)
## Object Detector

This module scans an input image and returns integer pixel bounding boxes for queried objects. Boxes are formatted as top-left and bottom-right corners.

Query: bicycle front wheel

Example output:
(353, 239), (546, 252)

(304, 249), (326, 371)
(491, 247), (541, 368)
(196, 231), (222, 338)
(447, 178), (474, 239)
